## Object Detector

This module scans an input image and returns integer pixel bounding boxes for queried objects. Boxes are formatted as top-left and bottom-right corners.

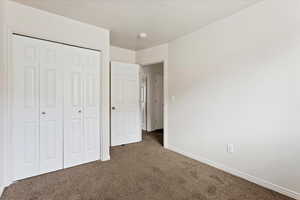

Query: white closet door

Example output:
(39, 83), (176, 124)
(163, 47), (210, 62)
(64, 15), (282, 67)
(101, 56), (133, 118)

(12, 35), (101, 179)
(83, 50), (100, 163)
(12, 35), (40, 180)
(63, 46), (85, 168)
(39, 42), (64, 174)
(64, 46), (101, 168)
(111, 62), (141, 146)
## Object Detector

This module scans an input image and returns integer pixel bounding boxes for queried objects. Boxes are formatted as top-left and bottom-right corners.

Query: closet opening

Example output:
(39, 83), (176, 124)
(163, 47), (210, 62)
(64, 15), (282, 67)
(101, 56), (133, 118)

(9, 34), (102, 181)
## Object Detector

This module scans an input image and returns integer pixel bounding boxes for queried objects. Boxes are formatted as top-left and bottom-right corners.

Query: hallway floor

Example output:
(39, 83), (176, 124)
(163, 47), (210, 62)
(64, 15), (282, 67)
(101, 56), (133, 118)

(1, 131), (293, 200)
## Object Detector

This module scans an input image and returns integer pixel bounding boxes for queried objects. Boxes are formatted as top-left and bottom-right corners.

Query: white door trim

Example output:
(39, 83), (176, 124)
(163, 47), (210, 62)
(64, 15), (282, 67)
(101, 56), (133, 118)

(141, 60), (168, 148)
(3, 29), (107, 188)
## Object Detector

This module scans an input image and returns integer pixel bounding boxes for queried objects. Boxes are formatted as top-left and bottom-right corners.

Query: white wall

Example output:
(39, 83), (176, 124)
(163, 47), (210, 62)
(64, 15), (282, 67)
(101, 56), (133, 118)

(0, 0), (5, 196)
(2, 0), (111, 188)
(136, 44), (168, 66)
(110, 46), (136, 63)
(167, 0), (300, 198)
(142, 63), (164, 131)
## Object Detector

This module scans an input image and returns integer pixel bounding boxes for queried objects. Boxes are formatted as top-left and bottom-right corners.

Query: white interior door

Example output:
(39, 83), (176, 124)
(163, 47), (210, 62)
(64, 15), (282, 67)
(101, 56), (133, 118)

(39, 41), (64, 174)
(111, 62), (141, 146)
(12, 35), (41, 180)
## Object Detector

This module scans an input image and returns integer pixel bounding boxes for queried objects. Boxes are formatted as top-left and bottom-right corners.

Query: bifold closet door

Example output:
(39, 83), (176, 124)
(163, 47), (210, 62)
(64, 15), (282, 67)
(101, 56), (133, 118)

(12, 34), (101, 180)
(12, 35), (64, 180)
(63, 46), (101, 168)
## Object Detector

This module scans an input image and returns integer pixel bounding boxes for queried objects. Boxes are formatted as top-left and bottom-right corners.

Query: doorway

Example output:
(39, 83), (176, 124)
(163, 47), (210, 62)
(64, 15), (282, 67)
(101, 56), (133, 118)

(140, 62), (164, 146)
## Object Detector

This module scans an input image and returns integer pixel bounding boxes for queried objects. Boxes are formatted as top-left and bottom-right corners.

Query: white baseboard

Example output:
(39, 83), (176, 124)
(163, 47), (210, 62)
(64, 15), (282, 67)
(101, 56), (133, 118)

(101, 155), (110, 162)
(167, 145), (300, 200)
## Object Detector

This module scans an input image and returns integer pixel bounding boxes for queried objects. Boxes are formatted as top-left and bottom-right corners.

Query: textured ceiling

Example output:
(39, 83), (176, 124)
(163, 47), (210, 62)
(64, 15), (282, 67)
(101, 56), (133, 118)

(12, 0), (263, 50)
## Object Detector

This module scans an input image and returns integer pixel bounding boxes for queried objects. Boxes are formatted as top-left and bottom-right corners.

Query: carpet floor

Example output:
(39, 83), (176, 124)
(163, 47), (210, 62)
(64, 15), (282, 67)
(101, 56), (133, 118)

(1, 131), (294, 200)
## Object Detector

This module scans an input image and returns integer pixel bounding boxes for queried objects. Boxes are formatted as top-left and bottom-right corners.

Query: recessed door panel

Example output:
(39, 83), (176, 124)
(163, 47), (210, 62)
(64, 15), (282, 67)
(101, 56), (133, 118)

(72, 72), (82, 106)
(40, 120), (57, 161)
(24, 67), (37, 108)
(86, 118), (97, 150)
(45, 69), (57, 107)
(23, 122), (38, 164)
(71, 119), (83, 154)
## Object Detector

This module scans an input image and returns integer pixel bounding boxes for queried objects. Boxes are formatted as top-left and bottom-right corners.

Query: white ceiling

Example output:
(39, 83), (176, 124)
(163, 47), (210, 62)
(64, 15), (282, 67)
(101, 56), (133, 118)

(12, 0), (263, 50)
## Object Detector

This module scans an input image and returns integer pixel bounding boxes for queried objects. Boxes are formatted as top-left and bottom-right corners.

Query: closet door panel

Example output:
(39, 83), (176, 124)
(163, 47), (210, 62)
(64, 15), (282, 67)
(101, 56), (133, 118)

(12, 35), (40, 180)
(63, 47), (85, 168)
(83, 51), (100, 162)
(39, 43), (64, 174)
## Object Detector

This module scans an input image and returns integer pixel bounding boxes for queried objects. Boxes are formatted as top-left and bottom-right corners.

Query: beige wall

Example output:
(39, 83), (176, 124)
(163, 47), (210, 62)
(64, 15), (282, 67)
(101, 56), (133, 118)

(2, 0), (111, 188)
(167, 0), (300, 198)
(1, 0), (300, 199)
(0, 0), (5, 195)
(136, 44), (168, 66)
(110, 46), (136, 63)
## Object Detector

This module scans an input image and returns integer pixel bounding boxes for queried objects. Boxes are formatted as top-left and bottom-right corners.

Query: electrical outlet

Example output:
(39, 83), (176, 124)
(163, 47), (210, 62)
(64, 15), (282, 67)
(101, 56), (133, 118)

(227, 144), (234, 153)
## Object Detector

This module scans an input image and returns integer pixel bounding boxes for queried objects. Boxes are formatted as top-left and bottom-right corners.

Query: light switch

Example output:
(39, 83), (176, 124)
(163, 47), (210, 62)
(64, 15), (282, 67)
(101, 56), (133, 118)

(171, 96), (176, 102)
(227, 144), (234, 153)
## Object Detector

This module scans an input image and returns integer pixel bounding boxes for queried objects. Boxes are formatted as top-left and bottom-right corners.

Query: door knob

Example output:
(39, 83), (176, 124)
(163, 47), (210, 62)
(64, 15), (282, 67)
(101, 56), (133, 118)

(112, 106), (116, 110)
(41, 112), (46, 115)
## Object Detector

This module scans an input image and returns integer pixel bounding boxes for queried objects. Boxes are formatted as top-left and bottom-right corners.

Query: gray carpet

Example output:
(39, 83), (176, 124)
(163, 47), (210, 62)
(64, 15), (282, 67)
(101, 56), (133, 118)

(1, 131), (294, 200)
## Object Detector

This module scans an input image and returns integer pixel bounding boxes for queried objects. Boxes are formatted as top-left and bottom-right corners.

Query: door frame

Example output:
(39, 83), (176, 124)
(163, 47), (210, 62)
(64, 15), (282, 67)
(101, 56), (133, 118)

(141, 60), (168, 148)
(2, 29), (106, 187)
(140, 75), (148, 131)
(142, 63), (164, 132)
